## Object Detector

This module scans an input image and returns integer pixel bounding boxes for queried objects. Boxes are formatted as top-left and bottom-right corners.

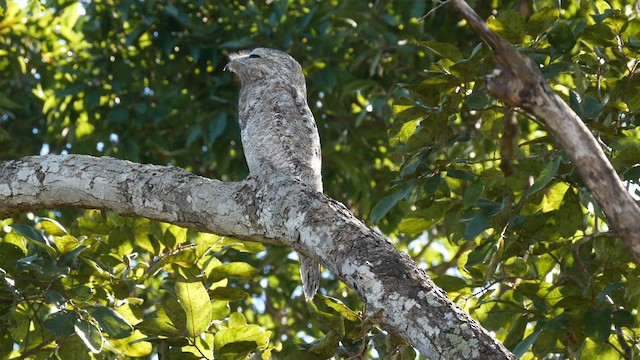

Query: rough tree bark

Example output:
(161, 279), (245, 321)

(449, 0), (640, 263)
(0, 154), (516, 359)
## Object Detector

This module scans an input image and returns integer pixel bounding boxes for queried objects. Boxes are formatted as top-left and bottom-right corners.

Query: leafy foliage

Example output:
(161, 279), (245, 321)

(0, 212), (275, 359)
(385, 0), (640, 358)
(2, 0), (640, 358)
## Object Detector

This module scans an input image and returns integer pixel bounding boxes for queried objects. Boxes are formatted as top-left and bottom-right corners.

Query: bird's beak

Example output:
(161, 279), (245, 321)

(223, 62), (230, 72)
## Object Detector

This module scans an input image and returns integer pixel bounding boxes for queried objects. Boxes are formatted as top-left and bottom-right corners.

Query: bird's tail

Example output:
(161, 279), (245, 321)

(299, 254), (320, 301)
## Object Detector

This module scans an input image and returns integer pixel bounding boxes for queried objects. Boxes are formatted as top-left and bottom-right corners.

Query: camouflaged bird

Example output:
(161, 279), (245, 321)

(225, 48), (322, 300)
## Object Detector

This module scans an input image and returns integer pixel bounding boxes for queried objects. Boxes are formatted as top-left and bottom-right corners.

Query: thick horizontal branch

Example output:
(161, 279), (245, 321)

(0, 154), (516, 359)
(0, 155), (260, 241)
(449, 0), (640, 262)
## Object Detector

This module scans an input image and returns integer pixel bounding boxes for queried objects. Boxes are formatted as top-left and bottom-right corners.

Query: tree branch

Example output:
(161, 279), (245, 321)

(0, 154), (516, 359)
(449, 0), (640, 263)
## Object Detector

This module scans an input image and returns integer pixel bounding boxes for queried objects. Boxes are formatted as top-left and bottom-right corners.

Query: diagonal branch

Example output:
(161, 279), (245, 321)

(449, 0), (640, 263)
(0, 154), (516, 359)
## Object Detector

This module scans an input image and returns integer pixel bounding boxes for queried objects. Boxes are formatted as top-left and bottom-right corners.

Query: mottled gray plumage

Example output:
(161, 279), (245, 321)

(225, 48), (322, 300)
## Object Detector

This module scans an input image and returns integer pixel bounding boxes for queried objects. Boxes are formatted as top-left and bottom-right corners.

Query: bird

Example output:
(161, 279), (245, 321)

(225, 48), (322, 301)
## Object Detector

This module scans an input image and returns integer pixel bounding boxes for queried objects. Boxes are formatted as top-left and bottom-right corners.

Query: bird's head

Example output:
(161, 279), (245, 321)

(224, 48), (306, 90)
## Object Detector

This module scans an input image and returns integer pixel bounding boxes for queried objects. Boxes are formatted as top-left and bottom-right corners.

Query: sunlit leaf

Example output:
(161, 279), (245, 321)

(176, 280), (212, 337)
(319, 296), (359, 322)
(214, 325), (270, 360)
(39, 218), (68, 236)
(84, 306), (133, 339)
(465, 237), (497, 267)
(75, 320), (103, 353)
(208, 262), (259, 282)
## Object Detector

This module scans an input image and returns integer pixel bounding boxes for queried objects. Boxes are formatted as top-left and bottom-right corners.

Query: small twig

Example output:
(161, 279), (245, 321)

(614, 321), (634, 360)
(419, 0), (450, 21)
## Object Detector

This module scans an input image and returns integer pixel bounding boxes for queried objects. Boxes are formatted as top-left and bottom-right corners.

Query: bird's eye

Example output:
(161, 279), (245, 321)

(248, 54), (261, 59)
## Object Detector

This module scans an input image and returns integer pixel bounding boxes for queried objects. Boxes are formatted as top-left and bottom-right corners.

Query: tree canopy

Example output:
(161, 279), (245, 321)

(1, 0), (640, 359)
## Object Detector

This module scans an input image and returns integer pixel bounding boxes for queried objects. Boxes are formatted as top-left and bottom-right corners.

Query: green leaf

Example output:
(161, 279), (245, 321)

(228, 312), (247, 327)
(596, 282), (624, 303)
(307, 330), (341, 358)
(59, 245), (88, 267)
(11, 224), (55, 256)
(209, 287), (248, 301)
(487, 10), (525, 43)
(447, 169), (475, 181)
(463, 213), (488, 241)
(39, 218), (68, 236)
(214, 325), (270, 360)
(503, 257), (529, 277)
(463, 179), (484, 207)
(75, 320), (104, 353)
(16, 253), (43, 272)
(524, 156), (561, 198)
(147, 248), (197, 276)
(548, 21), (576, 53)
(319, 296), (359, 322)
(211, 299), (231, 320)
(44, 311), (77, 336)
(424, 173), (442, 194)
(77, 211), (117, 234)
(400, 152), (427, 178)
(220, 239), (265, 253)
(584, 308), (611, 344)
(465, 89), (491, 110)
(623, 165), (640, 181)
(209, 113), (228, 143)
(580, 23), (617, 48)
(52, 235), (79, 253)
(540, 312), (570, 332)
(476, 198), (505, 217)
(583, 96), (603, 118)
(45, 290), (66, 306)
(526, 7), (559, 37)
(398, 200), (450, 236)
(569, 90), (583, 118)
(432, 275), (467, 292)
(557, 188), (582, 238)
(186, 123), (202, 147)
(591, 9), (614, 24)
(503, 315), (528, 351)
(512, 329), (542, 357)
(136, 307), (182, 337)
(208, 262), (259, 282)
(176, 280), (212, 337)
(70, 285), (94, 302)
(612, 309), (636, 328)
(84, 306), (133, 339)
(370, 185), (413, 223)
(465, 237), (497, 268)
(60, 2), (82, 29)
(419, 40), (463, 61)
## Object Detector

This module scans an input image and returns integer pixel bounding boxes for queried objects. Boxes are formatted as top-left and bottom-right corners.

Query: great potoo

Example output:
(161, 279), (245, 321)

(225, 48), (322, 301)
